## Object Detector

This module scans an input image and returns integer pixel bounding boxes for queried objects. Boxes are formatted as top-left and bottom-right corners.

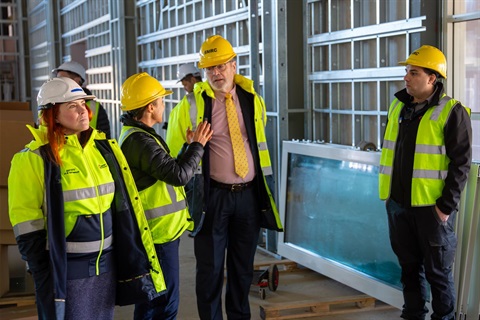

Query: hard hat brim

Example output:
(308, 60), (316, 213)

(120, 90), (173, 111)
(198, 54), (236, 69)
(38, 95), (96, 110)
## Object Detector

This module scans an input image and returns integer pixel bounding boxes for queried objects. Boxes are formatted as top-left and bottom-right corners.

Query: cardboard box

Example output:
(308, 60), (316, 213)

(0, 244), (8, 296)
(0, 102), (30, 111)
(0, 102), (33, 298)
(0, 187), (10, 231)
(0, 304), (37, 319)
(0, 185), (15, 243)
(0, 102), (34, 187)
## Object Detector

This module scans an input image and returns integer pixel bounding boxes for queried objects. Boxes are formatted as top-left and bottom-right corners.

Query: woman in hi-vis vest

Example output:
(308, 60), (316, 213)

(118, 72), (212, 320)
(8, 77), (167, 320)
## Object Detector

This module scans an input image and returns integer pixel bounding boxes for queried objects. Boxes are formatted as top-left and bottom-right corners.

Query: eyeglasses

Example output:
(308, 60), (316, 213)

(205, 62), (231, 74)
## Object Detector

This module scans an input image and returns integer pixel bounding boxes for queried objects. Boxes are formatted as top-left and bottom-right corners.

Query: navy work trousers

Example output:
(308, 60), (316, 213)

(194, 184), (261, 320)
(386, 199), (457, 320)
(134, 238), (180, 320)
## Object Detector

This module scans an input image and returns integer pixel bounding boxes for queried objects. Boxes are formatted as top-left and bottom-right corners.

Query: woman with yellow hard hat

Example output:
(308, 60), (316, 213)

(118, 72), (213, 320)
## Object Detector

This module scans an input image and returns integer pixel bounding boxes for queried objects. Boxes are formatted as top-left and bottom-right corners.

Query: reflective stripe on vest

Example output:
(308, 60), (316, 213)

(13, 218), (45, 237)
(258, 141), (273, 175)
(66, 234), (113, 253)
(63, 182), (115, 202)
(144, 185), (186, 220)
(379, 94), (470, 205)
(118, 127), (188, 220)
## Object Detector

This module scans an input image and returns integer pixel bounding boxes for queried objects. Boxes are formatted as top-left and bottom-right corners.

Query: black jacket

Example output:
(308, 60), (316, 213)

(389, 83), (472, 214)
(119, 114), (204, 192)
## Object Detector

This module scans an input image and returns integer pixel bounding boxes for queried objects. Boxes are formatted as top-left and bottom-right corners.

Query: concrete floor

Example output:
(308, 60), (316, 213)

(114, 234), (402, 320)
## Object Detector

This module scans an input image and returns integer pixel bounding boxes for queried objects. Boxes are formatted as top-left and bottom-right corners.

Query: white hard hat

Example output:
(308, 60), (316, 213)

(177, 63), (201, 82)
(51, 61), (87, 84)
(37, 77), (95, 110)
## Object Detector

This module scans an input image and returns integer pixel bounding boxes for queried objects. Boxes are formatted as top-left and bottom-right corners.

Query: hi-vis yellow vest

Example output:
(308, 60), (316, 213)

(119, 126), (192, 244)
(379, 94), (471, 206)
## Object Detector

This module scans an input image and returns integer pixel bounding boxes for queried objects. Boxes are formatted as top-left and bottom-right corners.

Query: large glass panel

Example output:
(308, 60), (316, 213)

(284, 152), (401, 288)
(454, 0), (480, 14)
(454, 19), (480, 161)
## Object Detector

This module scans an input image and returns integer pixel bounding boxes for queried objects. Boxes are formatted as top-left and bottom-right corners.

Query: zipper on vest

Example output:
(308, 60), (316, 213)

(83, 149), (105, 276)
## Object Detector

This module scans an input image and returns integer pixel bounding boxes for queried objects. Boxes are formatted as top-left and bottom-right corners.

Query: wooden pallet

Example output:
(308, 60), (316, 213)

(0, 304), (37, 320)
(0, 295), (36, 308)
(260, 294), (392, 319)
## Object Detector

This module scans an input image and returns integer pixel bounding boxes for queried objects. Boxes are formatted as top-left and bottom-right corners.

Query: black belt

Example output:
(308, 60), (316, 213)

(210, 179), (254, 192)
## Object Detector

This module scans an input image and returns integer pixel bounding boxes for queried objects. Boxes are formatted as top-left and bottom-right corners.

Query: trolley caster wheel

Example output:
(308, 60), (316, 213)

(268, 264), (279, 292)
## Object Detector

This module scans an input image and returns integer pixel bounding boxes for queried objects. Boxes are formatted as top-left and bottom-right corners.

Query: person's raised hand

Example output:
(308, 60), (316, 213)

(188, 120), (213, 147)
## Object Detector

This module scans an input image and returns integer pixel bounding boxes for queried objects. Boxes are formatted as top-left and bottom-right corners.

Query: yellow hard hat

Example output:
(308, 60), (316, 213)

(398, 45), (447, 79)
(198, 35), (237, 69)
(120, 72), (173, 111)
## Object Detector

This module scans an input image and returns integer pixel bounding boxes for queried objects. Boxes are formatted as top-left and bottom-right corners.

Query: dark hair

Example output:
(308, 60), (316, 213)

(423, 68), (442, 82)
(127, 99), (158, 120)
(184, 74), (202, 82)
(127, 106), (147, 120)
(58, 69), (84, 86)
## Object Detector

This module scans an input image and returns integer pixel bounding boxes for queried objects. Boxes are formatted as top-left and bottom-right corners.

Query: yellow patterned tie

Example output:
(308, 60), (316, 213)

(225, 93), (249, 178)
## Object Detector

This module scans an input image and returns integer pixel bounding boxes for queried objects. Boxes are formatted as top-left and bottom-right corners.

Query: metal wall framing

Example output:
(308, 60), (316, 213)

(304, 0), (430, 149)
(0, 0), (28, 102)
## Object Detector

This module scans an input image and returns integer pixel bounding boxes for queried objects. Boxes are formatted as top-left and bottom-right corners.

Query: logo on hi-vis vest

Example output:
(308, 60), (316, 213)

(204, 48), (217, 54)
(64, 168), (80, 175)
(98, 163), (108, 169)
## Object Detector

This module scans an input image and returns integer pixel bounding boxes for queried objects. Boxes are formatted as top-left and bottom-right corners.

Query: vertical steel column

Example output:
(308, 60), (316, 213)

(261, 0), (281, 255)
(277, 0), (288, 143)
(248, 0), (259, 93)
(108, 0), (137, 138)
(16, 0), (27, 101)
